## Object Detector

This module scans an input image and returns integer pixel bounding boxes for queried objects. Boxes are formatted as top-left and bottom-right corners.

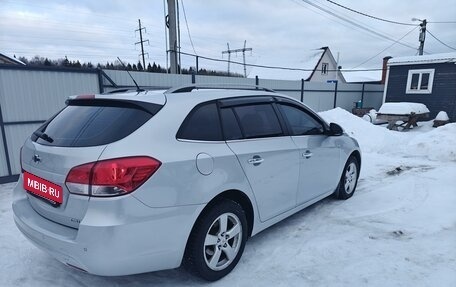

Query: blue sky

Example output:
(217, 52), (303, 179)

(1, 0), (455, 79)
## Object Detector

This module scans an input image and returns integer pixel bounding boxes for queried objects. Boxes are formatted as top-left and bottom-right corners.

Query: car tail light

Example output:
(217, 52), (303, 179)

(66, 156), (161, 197)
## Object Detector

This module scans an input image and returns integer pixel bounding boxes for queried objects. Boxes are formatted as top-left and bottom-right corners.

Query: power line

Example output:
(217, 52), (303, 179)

(427, 29), (456, 50)
(180, 0), (197, 55)
(180, 50), (382, 73)
(325, 0), (416, 26)
(292, 0), (420, 51)
(290, 0), (392, 42)
(352, 26), (418, 69)
(300, 0), (420, 52)
(428, 21), (456, 24)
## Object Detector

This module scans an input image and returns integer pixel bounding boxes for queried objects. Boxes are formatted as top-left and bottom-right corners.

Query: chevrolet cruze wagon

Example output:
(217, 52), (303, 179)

(12, 85), (361, 281)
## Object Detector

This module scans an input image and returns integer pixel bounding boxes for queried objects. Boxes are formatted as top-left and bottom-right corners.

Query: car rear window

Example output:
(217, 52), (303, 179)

(33, 100), (160, 147)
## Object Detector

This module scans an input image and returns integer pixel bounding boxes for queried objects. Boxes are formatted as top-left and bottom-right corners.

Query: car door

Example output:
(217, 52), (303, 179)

(219, 98), (300, 222)
(277, 102), (341, 205)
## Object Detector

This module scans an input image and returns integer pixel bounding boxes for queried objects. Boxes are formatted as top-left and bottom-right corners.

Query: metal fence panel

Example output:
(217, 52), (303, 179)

(103, 70), (192, 89)
(0, 128), (8, 177)
(259, 79), (302, 101)
(195, 75), (256, 85)
(4, 123), (41, 175)
(304, 82), (336, 112)
(259, 79), (301, 90)
(0, 69), (99, 122)
(318, 92), (336, 112)
(363, 84), (384, 110)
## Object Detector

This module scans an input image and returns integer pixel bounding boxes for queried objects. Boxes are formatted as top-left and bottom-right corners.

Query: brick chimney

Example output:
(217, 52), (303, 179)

(381, 56), (392, 84)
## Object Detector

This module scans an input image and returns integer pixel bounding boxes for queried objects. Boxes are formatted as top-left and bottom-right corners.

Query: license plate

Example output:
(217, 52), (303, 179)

(23, 172), (63, 204)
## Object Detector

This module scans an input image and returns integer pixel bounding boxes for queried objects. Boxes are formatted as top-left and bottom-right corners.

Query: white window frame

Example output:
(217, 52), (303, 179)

(406, 69), (435, 94)
(321, 63), (328, 75)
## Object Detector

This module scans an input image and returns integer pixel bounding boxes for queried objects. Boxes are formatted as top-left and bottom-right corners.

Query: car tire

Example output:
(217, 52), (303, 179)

(185, 199), (248, 281)
(335, 156), (360, 200)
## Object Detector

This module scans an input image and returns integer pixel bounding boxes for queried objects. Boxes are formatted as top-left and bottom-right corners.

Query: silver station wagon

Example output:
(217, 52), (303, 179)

(12, 85), (361, 281)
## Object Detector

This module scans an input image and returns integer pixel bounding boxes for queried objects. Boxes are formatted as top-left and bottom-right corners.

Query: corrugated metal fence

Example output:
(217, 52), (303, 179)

(0, 66), (384, 183)
(0, 66), (101, 182)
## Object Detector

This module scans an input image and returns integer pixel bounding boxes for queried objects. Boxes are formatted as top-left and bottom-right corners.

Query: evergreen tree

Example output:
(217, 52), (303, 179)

(62, 56), (70, 67)
(44, 58), (52, 66)
(18, 56), (28, 64)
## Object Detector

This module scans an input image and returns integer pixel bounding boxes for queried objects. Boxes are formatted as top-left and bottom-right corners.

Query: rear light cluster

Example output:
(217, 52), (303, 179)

(65, 156), (161, 197)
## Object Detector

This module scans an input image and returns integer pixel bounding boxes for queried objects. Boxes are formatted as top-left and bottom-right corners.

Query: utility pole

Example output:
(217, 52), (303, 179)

(222, 43), (231, 75)
(222, 41), (252, 77)
(242, 40), (248, 78)
(135, 19), (149, 69)
(167, 0), (179, 74)
(418, 19), (427, 56)
(412, 18), (427, 55)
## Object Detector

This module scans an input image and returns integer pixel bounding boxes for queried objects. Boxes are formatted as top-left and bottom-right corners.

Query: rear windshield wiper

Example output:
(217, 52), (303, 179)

(33, 131), (54, 143)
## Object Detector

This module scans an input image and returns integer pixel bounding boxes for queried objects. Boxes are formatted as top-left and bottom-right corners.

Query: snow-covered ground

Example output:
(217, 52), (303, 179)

(1, 108), (455, 286)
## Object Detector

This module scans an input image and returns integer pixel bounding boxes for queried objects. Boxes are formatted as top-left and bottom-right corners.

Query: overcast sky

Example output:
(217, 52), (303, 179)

(1, 0), (455, 80)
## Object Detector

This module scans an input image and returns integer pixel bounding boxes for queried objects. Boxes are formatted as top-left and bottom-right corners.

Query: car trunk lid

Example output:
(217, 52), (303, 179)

(22, 138), (106, 229)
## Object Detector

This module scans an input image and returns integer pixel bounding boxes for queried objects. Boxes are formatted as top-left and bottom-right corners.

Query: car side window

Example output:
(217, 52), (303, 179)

(177, 102), (223, 141)
(220, 108), (243, 140)
(232, 104), (283, 139)
(278, 104), (324, 136)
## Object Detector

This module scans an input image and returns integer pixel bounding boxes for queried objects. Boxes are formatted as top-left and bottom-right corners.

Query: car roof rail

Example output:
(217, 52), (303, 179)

(164, 84), (275, 94)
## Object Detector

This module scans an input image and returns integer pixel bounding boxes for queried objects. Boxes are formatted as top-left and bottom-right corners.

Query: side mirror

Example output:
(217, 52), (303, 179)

(328, 123), (344, 136)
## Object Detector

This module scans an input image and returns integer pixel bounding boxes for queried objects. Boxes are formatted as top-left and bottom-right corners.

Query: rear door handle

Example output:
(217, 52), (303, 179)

(248, 156), (264, 166)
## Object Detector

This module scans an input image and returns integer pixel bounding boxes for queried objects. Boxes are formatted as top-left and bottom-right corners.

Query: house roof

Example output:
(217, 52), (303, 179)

(343, 70), (382, 83)
(0, 53), (26, 65)
(247, 48), (325, 80)
(388, 52), (456, 66)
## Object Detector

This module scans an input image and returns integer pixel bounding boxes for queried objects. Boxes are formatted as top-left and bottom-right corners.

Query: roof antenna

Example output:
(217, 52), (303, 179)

(117, 57), (144, 92)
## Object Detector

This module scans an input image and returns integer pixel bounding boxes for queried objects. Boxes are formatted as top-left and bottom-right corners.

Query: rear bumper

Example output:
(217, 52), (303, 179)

(12, 183), (205, 276)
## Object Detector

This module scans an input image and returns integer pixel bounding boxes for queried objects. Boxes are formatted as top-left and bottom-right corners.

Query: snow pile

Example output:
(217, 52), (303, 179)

(406, 123), (456, 161)
(319, 108), (404, 153)
(435, 111), (450, 121)
(319, 108), (456, 161)
(378, 102), (430, 115)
